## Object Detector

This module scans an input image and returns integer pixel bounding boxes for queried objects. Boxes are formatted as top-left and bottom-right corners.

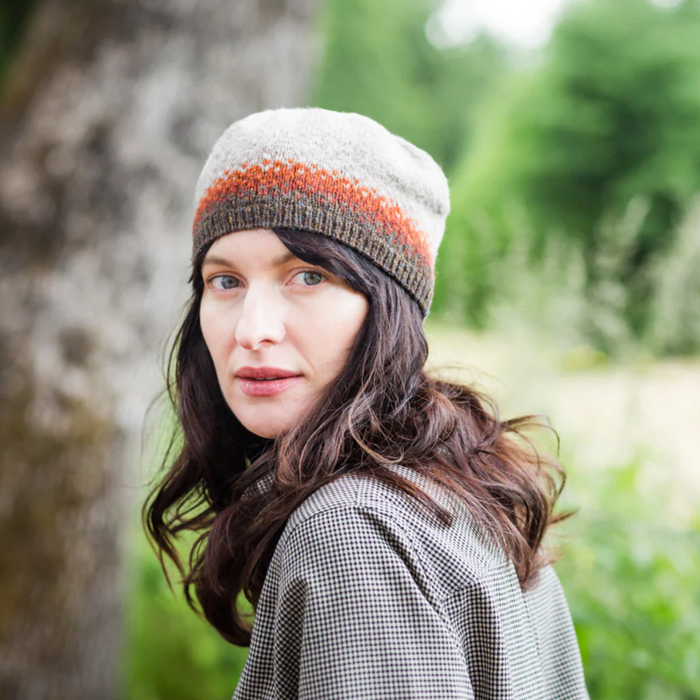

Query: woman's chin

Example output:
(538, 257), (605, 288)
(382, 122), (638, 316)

(235, 410), (298, 440)
(229, 393), (315, 440)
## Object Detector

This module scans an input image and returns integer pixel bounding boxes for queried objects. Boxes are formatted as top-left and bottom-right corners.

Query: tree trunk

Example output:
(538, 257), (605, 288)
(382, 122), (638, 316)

(0, 1), (319, 698)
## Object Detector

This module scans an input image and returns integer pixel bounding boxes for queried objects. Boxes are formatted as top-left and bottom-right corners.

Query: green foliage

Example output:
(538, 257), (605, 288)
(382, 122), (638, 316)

(435, 184), (700, 358)
(553, 458), (700, 699)
(438, 0), (700, 354)
(311, 0), (507, 173)
(646, 198), (700, 356)
(121, 524), (250, 700)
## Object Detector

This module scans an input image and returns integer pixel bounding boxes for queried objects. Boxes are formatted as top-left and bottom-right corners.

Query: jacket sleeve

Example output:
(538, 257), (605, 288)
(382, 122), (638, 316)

(271, 505), (474, 700)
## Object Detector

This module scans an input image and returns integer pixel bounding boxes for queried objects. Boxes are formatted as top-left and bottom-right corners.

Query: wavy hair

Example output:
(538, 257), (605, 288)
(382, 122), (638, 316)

(142, 226), (574, 646)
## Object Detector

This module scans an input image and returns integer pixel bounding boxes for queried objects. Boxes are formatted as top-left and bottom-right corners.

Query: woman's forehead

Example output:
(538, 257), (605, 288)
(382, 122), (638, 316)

(202, 229), (297, 267)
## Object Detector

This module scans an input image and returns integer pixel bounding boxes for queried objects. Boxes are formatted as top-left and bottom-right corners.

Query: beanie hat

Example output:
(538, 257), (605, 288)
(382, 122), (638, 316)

(192, 107), (450, 316)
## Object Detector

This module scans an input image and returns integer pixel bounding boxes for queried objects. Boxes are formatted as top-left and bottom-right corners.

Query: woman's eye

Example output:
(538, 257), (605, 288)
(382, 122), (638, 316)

(297, 270), (325, 286)
(210, 275), (240, 290)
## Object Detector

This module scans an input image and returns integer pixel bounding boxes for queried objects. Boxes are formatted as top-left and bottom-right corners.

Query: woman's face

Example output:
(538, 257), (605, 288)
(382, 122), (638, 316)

(199, 228), (369, 439)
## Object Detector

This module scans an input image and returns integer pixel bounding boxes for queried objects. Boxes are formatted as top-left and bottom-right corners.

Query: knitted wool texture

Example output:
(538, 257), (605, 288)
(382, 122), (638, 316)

(192, 107), (450, 316)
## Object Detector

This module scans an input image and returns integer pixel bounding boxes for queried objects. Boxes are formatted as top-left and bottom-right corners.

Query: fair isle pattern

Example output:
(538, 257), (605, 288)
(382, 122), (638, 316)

(233, 464), (590, 699)
(193, 159), (435, 314)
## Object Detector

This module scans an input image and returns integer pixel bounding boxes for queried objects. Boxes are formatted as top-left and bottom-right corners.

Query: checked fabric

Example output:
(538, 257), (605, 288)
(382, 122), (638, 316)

(232, 464), (590, 699)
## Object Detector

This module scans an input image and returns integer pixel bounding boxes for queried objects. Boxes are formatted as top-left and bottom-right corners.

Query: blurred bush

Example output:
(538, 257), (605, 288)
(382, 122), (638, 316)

(434, 194), (700, 358)
(553, 457), (700, 699)
(121, 527), (249, 700)
(312, 0), (507, 173)
(436, 0), (700, 356)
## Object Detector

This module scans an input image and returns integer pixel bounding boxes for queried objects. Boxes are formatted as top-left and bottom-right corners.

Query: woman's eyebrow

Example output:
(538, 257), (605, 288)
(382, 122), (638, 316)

(202, 251), (298, 268)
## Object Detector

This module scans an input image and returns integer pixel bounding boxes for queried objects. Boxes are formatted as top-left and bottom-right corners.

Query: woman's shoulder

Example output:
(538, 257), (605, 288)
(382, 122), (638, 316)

(281, 463), (455, 540)
(276, 464), (509, 593)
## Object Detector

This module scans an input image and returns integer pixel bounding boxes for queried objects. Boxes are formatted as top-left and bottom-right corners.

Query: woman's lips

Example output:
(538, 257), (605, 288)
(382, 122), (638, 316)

(237, 375), (304, 397)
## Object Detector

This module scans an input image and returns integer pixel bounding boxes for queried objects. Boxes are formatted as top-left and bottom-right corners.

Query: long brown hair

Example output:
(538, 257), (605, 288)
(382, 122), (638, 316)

(143, 226), (574, 646)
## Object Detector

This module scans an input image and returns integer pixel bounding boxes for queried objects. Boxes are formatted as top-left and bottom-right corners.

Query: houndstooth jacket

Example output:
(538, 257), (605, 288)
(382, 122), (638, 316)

(232, 463), (590, 700)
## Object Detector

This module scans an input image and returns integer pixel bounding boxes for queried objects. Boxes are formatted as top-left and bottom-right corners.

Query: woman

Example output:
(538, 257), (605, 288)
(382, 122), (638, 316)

(144, 107), (589, 699)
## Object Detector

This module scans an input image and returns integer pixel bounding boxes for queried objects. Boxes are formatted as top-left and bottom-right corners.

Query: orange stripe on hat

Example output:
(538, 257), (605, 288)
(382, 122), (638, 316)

(194, 160), (433, 269)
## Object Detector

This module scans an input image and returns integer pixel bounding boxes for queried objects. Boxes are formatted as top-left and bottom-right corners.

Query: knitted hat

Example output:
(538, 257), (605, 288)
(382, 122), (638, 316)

(192, 107), (450, 316)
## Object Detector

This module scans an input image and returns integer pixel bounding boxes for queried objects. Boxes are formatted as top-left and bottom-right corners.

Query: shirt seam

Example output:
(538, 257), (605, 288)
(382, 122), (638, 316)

(352, 498), (469, 655)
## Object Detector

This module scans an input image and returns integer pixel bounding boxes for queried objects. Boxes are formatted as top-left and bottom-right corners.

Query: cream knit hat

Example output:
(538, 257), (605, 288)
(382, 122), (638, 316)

(192, 107), (450, 316)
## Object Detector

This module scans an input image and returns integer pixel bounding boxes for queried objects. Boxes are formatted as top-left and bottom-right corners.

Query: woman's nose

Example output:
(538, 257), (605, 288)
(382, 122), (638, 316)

(234, 285), (286, 350)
